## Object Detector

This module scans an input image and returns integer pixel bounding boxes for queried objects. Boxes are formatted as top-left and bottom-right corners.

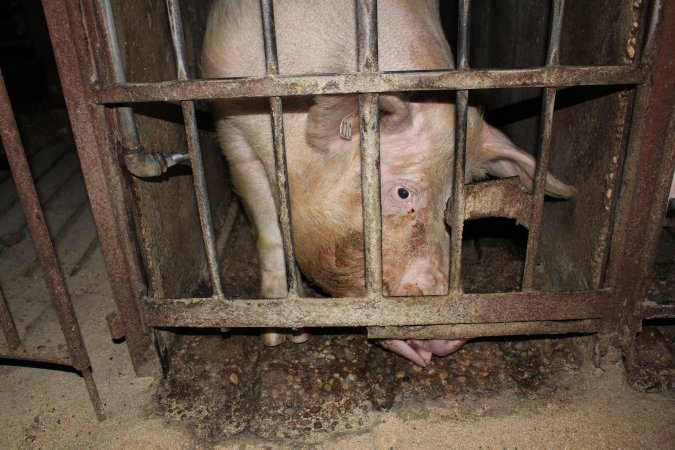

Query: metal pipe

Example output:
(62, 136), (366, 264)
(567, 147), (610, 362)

(165, 0), (224, 297)
(98, 0), (141, 150)
(357, 0), (382, 296)
(122, 151), (189, 178)
(100, 0), (189, 176)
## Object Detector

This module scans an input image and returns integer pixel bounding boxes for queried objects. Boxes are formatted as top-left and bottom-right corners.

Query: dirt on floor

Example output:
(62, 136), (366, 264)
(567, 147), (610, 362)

(1, 102), (674, 449)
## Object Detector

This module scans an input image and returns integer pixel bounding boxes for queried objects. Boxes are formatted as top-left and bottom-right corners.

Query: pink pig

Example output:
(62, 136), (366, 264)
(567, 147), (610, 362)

(201, 0), (575, 366)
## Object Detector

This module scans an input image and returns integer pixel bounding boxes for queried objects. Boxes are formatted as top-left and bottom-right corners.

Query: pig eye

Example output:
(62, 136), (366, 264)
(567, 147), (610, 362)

(397, 187), (410, 199)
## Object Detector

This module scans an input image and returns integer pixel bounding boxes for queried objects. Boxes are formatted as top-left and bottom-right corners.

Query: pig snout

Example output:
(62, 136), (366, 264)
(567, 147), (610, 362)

(387, 258), (447, 296)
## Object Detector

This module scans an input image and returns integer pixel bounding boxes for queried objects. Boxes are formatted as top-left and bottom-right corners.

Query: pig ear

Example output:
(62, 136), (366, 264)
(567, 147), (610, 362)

(379, 94), (412, 132)
(477, 121), (577, 199)
(306, 95), (359, 152)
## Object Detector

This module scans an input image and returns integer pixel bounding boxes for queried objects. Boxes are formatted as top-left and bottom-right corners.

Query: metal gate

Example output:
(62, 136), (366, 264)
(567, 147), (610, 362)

(42, 0), (674, 374)
(0, 71), (105, 420)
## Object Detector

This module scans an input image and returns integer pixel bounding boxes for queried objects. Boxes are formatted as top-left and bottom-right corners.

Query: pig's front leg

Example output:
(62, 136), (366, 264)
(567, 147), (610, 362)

(378, 338), (466, 367)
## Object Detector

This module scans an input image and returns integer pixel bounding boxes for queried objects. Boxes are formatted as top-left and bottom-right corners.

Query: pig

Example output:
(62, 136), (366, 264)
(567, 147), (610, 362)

(201, 0), (576, 367)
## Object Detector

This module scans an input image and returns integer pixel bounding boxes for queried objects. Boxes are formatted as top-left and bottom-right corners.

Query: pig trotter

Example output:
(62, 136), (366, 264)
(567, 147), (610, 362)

(378, 338), (466, 367)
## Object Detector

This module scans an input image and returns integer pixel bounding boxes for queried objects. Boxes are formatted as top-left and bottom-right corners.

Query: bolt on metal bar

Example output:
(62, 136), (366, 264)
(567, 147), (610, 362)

(0, 69), (105, 421)
(356, 0), (383, 296)
(260, 0), (300, 297)
(522, 0), (564, 290)
(165, 0), (224, 298)
(449, 0), (471, 291)
(0, 284), (21, 350)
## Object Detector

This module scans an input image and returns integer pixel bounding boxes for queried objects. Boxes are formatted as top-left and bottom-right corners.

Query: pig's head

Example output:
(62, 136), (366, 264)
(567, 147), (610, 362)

(290, 93), (575, 365)
(291, 94), (455, 298)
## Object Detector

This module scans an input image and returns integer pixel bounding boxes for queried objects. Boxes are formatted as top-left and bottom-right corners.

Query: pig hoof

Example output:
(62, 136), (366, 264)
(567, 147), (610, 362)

(261, 330), (286, 346)
(290, 329), (310, 344)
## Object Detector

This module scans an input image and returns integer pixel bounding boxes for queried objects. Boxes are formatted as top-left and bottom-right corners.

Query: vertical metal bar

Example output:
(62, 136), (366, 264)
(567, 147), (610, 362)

(98, 0), (141, 150)
(522, 0), (564, 290)
(457, 0), (471, 71)
(0, 69), (106, 421)
(44, 0), (157, 377)
(165, 0), (224, 298)
(449, 0), (471, 291)
(260, 0), (300, 296)
(0, 284), (21, 351)
(356, 0), (382, 296)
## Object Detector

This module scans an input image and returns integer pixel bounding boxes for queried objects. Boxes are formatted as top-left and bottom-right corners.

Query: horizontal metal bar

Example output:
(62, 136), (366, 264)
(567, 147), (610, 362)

(142, 289), (613, 328)
(642, 301), (675, 319)
(94, 65), (647, 104)
(0, 344), (73, 366)
(367, 318), (607, 340)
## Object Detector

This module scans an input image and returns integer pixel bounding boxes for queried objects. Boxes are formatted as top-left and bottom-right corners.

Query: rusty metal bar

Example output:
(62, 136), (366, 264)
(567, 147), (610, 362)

(368, 319), (607, 340)
(44, 0), (158, 376)
(357, 0), (382, 296)
(0, 344), (73, 366)
(0, 68), (106, 421)
(456, 177), (534, 229)
(141, 289), (613, 328)
(522, 0), (564, 290)
(261, 0), (300, 296)
(94, 65), (647, 104)
(604, 0), (675, 354)
(0, 285), (21, 350)
(449, 0), (470, 291)
(166, 0), (224, 298)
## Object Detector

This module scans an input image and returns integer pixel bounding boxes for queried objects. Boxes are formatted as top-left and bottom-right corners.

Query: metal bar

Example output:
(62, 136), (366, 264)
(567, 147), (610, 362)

(0, 285), (21, 351)
(449, 2), (470, 291)
(368, 319), (607, 340)
(522, 0), (564, 290)
(166, 0), (224, 297)
(449, 90), (468, 291)
(603, 0), (675, 356)
(0, 344), (73, 366)
(261, 0), (300, 296)
(98, 0), (141, 150)
(457, 0), (470, 70)
(357, 0), (382, 296)
(94, 65), (647, 104)
(0, 68), (106, 420)
(44, 0), (158, 376)
(141, 289), (613, 328)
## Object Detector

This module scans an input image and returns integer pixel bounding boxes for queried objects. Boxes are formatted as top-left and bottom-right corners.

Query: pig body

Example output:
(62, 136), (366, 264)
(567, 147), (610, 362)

(202, 0), (575, 366)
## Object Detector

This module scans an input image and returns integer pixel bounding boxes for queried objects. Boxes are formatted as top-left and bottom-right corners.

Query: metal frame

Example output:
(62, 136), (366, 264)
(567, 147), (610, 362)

(0, 71), (105, 421)
(43, 0), (674, 373)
